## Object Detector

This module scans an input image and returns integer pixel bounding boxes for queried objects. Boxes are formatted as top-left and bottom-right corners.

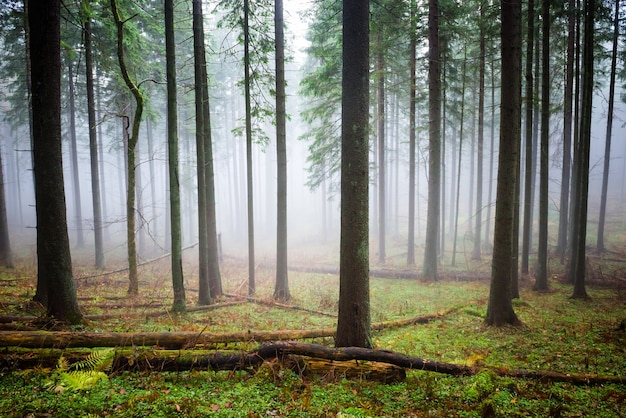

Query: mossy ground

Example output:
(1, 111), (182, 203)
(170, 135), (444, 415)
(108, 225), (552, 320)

(0, 253), (624, 417)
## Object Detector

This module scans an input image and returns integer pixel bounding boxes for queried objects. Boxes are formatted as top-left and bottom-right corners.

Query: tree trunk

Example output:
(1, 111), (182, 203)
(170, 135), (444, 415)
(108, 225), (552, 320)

(422, 0), (440, 281)
(472, 1), (486, 261)
(570, 0), (593, 300)
(66, 60), (84, 248)
(200, 28), (222, 300)
(83, 10), (105, 270)
(376, 28), (386, 265)
(407, 0), (417, 266)
(0, 145), (13, 268)
(29, 0), (82, 323)
(111, 0), (144, 297)
(557, 0), (576, 260)
(484, 54), (496, 248)
(244, 0), (256, 296)
(521, 0), (535, 275)
(192, 0), (210, 305)
(336, 0), (371, 348)
(451, 48), (467, 268)
(485, 0), (521, 327)
(95, 70), (109, 242)
(165, 0), (186, 313)
(274, 0), (290, 301)
(534, 0), (550, 291)
(596, 0), (619, 253)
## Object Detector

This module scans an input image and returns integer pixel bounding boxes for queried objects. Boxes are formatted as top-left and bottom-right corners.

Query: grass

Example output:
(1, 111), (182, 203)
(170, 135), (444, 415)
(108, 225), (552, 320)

(0, 255), (624, 417)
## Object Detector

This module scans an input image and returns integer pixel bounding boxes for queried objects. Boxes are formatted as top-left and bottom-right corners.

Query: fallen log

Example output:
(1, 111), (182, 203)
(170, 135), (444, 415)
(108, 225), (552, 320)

(0, 307), (457, 348)
(0, 342), (622, 385)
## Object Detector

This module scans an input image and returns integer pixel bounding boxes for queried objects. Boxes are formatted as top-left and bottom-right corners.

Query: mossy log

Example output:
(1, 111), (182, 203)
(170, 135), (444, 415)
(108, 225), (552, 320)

(0, 341), (622, 385)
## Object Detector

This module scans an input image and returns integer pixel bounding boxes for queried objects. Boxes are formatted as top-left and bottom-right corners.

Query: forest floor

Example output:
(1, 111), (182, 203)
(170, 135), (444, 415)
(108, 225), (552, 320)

(0, 248), (624, 417)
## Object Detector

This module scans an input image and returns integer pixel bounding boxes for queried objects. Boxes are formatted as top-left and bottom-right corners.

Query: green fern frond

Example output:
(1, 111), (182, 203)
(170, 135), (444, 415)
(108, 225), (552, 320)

(54, 348), (115, 391)
(60, 370), (108, 391)
(69, 348), (115, 372)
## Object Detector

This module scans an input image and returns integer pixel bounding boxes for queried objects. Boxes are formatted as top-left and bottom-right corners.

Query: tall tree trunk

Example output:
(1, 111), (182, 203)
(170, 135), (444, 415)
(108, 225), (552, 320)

(67, 60), (84, 248)
(596, 0), (619, 252)
(30, 0), (83, 323)
(244, 0), (256, 296)
(0, 146), (12, 268)
(273, 0), (290, 301)
(83, 11), (105, 269)
(570, 0), (593, 300)
(534, 0), (550, 291)
(567, 0), (582, 282)
(485, 0), (521, 327)
(336, 0), (370, 348)
(407, 0), (417, 266)
(557, 0), (576, 260)
(484, 53), (496, 248)
(192, 0), (210, 305)
(95, 71), (109, 242)
(451, 48), (467, 268)
(472, 1), (486, 260)
(146, 118), (158, 253)
(111, 0), (145, 297)
(521, 0), (535, 275)
(165, 0), (185, 313)
(200, 24), (222, 299)
(422, 0), (440, 281)
(376, 28), (386, 265)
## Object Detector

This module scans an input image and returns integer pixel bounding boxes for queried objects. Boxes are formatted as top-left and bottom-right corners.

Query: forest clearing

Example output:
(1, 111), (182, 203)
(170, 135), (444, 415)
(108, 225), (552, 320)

(0, 245), (624, 417)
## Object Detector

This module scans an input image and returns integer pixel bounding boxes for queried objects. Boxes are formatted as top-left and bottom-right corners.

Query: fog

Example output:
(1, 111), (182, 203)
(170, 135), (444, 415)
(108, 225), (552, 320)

(2, 4), (626, 272)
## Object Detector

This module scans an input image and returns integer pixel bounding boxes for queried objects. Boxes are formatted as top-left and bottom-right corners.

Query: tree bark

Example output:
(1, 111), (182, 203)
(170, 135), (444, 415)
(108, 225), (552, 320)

(485, 0), (522, 326)
(336, 0), (371, 348)
(244, 0), (256, 296)
(165, 0), (186, 313)
(376, 28), (386, 265)
(29, 0), (83, 323)
(534, 0), (550, 292)
(557, 0), (575, 260)
(407, 0), (417, 266)
(521, 0), (535, 275)
(192, 0), (210, 305)
(422, 0), (440, 280)
(274, 0), (290, 301)
(110, 0), (144, 297)
(0, 146), (12, 268)
(570, 0), (594, 300)
(596, 0), (619, 253)
(83, 8), (105, 270)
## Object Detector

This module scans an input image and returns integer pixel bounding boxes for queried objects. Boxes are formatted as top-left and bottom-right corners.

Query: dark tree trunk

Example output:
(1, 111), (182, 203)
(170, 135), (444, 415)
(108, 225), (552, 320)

(485, 0), (522, 327)
(376, 28), (386, 265)
(30, 0), (83, 323)
(165, 0), (185, 313)
(83, 12), (105, 270)
(407, 0), (417, 266)
(0, 147), (12, 268)
(111, 0), (144, 297)
(192, 0), (210, 305)
(557, 0), (575, 260)
(66, 61), (84, 248)
(200, 27), (222, 299)
(596, 0), (619, 253)
(336, 0), (370, 348)
(521, 0), (535, 275)
(534, 0), (550, 291)
(422, 0), (440, 281)
(274, 0), (290, 301)
(570, 0), (594, 300)
(451, 48), (467, 268)
(472, 0), (486, 261)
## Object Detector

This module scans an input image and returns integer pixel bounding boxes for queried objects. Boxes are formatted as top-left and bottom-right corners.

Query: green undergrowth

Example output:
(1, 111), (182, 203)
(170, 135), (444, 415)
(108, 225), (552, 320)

(0, 260), (625, 416)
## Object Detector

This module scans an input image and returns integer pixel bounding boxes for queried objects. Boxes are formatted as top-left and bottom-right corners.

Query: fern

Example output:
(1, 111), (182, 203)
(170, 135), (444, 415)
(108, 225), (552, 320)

(54, 348), (115, 392)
